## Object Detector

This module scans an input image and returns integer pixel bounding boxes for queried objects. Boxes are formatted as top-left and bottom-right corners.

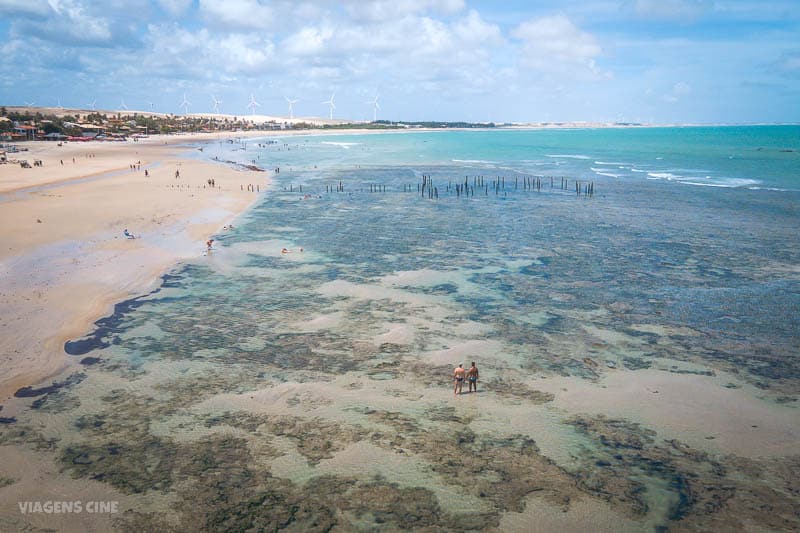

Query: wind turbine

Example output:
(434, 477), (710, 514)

(367, 93), (380, 122)
(322, 93), (335, 120)
(211, 95), (222, 114)
(56, 97), (64, 109)
(24, 100), (36, 108)
(284, 96), (299, 120)
(146, 101), (155, 112)
(120, 98), (128, 111)
(86, 100), (96, 111)
(180, 93), (191, 115)
(247, 93), (260, 116)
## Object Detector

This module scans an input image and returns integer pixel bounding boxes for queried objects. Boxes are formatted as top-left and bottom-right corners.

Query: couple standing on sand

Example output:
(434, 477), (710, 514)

(453, 362), (479, 395)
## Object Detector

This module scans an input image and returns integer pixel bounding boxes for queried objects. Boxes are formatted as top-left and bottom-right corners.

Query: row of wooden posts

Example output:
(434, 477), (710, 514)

(289, 175), (595, 198)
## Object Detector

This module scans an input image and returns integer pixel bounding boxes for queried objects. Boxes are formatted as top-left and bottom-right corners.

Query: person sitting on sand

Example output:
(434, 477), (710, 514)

(453, 364), (466, 395)
(467, 362), (479, 393)
(123, 229), (135, 239)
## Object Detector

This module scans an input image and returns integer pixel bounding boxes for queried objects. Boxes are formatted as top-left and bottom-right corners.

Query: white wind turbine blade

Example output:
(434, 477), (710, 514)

(181, 93), (191, 114)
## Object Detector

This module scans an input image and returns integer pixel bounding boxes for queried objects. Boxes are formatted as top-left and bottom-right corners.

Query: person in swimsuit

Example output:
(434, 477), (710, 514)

(453, 364), (466, 395)
(467, 361), (479, 393)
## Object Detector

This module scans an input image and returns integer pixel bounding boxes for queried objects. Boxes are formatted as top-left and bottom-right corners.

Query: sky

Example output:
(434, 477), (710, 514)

(0, 0), (798, 123)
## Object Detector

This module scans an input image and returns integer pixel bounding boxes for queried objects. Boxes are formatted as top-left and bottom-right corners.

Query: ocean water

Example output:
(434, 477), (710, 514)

(3, 126), (800, 531)
(227, 125), (800, 190)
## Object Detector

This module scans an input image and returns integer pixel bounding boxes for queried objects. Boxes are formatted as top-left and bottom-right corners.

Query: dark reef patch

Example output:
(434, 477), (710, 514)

(567, 415), (800, 530)
(14, 372), (85, 398)
(64, 290), (162, 356)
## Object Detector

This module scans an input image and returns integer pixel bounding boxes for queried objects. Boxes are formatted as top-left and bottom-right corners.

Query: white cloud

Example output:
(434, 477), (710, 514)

(132, 24), (278, 79)
(279, 8), (501, 88)
(213, 34), (277, 74)
(453, 9), (503, 45)
(283, 25), (335, 57)
(157, 0), (192, 16)
(199, 0), (274, 31)
(0, 0), (51, 16)
(512, 15), (606, 78)
(0, 0), (50, 17)
(16, 0), (114, 45)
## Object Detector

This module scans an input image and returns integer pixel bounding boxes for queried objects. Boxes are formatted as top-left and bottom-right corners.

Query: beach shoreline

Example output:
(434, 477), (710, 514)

(0, 127), (434, 401)
(0, 134), (270, 401)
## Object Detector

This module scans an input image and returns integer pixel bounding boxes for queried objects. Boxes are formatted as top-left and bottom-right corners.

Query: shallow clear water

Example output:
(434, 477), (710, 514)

(3, 127), (800, 531)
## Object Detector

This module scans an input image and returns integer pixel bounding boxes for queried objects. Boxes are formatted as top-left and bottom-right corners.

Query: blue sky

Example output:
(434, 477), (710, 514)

(0, 0), (798, 123)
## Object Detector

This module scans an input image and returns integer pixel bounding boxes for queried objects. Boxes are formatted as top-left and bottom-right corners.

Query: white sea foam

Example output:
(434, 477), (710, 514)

(680, 177), (761, 188)
(631, 168), (647, 173)
(545, 154), (591, 159)
(647, 172), (681, 179)
(321, 141), (361, 149)
(748, 186), (795, 192)
(590, 167), (622, 178)
(594, 161), (627, 166)
(451, 158), (497, 164)
(646, 171), (761, 188)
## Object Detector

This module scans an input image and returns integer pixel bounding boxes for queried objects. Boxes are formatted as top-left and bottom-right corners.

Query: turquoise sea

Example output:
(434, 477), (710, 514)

(3, 126), (800, 531)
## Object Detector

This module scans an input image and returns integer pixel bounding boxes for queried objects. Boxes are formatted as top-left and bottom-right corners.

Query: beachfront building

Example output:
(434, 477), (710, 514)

(78, 123), (105, 138)
(12, 124), (37, 140)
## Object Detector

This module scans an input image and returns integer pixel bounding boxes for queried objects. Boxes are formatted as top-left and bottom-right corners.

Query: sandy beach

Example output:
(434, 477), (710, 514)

(0, 133), (269, 401)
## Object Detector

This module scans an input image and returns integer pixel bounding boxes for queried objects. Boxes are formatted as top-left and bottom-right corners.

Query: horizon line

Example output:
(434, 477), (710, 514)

(1, 105), (799, 128)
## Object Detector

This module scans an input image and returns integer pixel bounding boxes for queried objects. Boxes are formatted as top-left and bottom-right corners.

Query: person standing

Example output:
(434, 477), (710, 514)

(453, 364), (466, 395)
(467, 362), (479, 393)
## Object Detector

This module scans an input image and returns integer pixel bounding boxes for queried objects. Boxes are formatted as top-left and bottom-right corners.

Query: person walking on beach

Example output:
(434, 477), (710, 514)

(467, 362), (479, 393)
(453, 364), (466, 395)
(206, 239), (214, 251)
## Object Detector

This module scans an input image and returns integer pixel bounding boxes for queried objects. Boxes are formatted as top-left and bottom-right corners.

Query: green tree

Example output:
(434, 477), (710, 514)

(42, 122), (62, 134)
